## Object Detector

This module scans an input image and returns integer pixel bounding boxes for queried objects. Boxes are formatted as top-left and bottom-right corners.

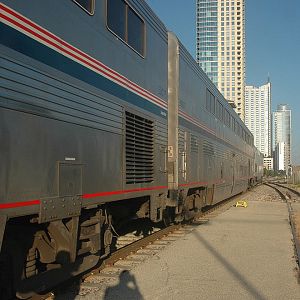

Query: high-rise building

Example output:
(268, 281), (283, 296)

(196, 0), (245, 120)
(245, 82), (272, 157)
(273, 104), (291, 172)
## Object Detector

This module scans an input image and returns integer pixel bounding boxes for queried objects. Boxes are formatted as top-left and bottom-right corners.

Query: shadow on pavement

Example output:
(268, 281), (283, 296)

(104, 270), (144, 300)
(193, 230), (267, 300)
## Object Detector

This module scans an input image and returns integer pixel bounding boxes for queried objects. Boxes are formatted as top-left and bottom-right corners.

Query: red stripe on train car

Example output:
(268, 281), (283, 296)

(0, 186), (168, 209)
(83, 186), (168, 199)
(0, 200), (40, 209)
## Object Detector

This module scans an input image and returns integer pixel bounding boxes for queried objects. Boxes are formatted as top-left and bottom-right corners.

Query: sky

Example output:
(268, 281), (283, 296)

(147, 0), (300, 165)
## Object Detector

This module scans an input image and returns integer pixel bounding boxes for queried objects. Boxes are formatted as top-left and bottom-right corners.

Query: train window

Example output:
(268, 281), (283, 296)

(107, 0), (126, 40)
(220, 104), (224, 122)
(230, 115), (235, 130)
(73, 0), (95, 15)
(225, 109), (230, 127)
(211, 93), (215, 115)
(238, 124), (241, 136)
(216, 100), (221, 121)
(227, 111), (230, 127)
(235, 123), (238, 134)
(107, 0), (145, 56)
(206, 90), (210, 111)
(128, 7), (145, 55)
(206, 89), (215, 115)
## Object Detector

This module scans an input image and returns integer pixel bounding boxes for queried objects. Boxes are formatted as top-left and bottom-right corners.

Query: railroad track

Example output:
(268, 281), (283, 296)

(264, 182), (300, 272)
(271, 182), (300, 198)
(30, 194), (239, 300)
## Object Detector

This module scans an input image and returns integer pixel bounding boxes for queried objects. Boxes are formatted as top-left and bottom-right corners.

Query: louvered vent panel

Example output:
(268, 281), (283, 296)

(191, 135), (198, 153)
(203, 142), (214, 156)
(178, 130), (185, 151)
(126, 112), (154, 184)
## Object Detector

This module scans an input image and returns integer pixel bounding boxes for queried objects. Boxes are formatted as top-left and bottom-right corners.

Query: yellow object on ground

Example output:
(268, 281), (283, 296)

(235, 200), (248, 208)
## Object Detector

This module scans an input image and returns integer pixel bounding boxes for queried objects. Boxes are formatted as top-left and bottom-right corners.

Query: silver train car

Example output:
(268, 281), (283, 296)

(0, 0), (263, 298)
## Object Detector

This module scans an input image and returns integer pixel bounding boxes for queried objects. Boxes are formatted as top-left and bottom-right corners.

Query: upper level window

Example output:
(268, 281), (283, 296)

(73, 0), (95, 15)
(107, 0), (126, 40)
(206, 89), (215, 115)
(107, 0), (145, 57)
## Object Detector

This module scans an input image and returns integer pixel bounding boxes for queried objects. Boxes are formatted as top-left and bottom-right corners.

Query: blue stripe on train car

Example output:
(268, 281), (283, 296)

(0, 23), (167, 118)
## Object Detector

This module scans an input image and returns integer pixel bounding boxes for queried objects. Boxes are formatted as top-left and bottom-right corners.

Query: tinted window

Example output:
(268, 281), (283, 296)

(107, 0), (126, 40)
(74, 0), (95, 14)
(210, 92), (215, 115)
(216, 101), (223, 121)
(128, 7), (145, 55)
(206, 90), (210, 111)
(206, 89), (215, 115)
(224, 110), (229, 127)
(219, 104), (224, 121)
(107, 0), (145, 56)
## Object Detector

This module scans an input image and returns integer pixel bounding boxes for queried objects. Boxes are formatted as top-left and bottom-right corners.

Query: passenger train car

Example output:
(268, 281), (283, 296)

(0, 0), (263, 298)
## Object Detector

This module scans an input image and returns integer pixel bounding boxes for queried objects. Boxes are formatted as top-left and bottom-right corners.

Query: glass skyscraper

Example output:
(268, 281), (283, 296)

(196, 0), (245, 120)
(196, 1), (218, 85)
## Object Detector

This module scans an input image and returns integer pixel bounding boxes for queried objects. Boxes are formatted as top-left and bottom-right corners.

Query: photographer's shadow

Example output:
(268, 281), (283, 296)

(104, 270), (144, 300)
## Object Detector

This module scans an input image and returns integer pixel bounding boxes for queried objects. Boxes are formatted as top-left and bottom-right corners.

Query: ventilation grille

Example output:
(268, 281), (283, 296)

(126, 112), (154, 184)
(191, 135), (198, 153)
(203, 142), (214, 156)
(178, 130), (185, 151)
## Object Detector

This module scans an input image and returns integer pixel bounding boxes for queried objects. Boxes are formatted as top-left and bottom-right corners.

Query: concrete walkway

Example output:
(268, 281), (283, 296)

(78, 186), (300, 300)
(99, 197), (300, 300)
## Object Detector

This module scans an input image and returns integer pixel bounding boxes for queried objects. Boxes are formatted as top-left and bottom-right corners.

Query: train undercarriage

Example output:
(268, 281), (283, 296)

(0, 185), (216, 299)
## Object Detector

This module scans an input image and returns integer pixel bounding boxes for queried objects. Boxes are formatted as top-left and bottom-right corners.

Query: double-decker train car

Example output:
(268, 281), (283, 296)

(0, 0), (263, 298)
(168, 35), (257, 215)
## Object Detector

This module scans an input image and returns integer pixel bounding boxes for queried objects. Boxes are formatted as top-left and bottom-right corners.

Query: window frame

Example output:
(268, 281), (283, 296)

(206, 89), (216, 115)
(73, 0), (95, 15)
(106, 0), (146, 58)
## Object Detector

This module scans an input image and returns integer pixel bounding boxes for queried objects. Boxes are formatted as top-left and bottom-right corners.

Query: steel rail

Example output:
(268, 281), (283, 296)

(264, 183), (300, 271)
(272, 182), (300, 197)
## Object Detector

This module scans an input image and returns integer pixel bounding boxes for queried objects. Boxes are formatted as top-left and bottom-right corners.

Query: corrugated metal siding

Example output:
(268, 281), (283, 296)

(155, 120), (167, 147)
(1, 56), (123, 134)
